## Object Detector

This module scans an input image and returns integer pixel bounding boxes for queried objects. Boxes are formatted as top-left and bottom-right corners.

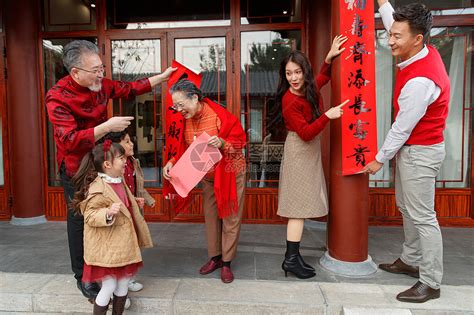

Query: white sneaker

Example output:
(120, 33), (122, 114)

(128, 279), (144, 292)
(125, 297), (131, 309)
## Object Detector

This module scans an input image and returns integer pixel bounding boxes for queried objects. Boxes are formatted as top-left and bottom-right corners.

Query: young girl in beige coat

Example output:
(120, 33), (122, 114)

(105, 130), (156, 292)
(72, 140), (153, 315)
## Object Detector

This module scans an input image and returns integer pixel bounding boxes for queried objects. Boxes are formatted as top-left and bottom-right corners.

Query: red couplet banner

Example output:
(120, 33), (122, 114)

(339, 0), (377, 175)
(163, 60), (202, 198)
(163, 60), (202, 164)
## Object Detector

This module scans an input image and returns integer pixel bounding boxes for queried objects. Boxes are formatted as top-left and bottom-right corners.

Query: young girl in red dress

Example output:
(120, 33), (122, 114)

(72, 140), (153, 314)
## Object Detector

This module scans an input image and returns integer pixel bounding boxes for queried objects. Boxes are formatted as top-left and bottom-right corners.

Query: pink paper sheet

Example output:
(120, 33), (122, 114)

(169, 132), (222, 197)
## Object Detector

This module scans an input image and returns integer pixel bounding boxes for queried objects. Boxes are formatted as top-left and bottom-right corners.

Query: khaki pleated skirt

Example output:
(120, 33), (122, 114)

(277, 131), (329, 218)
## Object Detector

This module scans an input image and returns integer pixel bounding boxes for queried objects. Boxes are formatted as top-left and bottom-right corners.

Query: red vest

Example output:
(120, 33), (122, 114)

(393, 45), (450, 145)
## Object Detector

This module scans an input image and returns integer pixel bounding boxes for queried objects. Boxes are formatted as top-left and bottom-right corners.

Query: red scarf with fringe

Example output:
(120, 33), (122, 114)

(163, 98), (246, 218)
(163, 60), (201, 214)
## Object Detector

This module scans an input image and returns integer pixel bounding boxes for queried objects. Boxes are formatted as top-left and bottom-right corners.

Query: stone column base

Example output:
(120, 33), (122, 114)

(319, 251), (377, 277)
(10, 215), (47, 226)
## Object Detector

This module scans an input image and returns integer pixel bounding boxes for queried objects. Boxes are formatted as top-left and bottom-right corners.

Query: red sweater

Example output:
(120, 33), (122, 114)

(394, 45), (450, 145)
(163, 98), (246, 218)
(124, 157), (136, 195)
(282, 62), (331, 141)
(46, 76), (151, 176)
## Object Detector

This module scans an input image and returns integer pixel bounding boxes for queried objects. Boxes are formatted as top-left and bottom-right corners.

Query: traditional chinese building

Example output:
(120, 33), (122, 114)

(0, 0), (472, 230)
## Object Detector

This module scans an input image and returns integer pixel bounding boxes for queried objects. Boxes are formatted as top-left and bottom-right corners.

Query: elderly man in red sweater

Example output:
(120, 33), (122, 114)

(364, 1), (450, 303)
(46, 40), (175, 300)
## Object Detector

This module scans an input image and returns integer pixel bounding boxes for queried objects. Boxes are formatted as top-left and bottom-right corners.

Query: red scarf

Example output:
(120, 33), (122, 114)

(163, 60), (201, 214)
(163, 98), (246, 218)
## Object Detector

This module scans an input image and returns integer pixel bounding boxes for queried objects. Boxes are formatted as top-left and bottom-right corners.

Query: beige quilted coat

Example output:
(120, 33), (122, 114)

(80, 176), (153, 268)
(131, 157), (155, 207)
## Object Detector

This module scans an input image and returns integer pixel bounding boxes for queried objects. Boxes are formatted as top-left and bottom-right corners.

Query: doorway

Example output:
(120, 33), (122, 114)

(107, 29), (233, 221)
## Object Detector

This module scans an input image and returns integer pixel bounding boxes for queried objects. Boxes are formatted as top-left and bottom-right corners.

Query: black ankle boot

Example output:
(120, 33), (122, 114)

(282, 240), (316, 279)
(285, 240), (315, 272)
(297, 253), (316, 272)
(282, 254), (316, 279)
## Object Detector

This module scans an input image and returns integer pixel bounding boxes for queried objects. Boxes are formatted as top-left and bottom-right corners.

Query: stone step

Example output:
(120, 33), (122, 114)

(342, 307), (412, 315)
(1, 272), (473, 314)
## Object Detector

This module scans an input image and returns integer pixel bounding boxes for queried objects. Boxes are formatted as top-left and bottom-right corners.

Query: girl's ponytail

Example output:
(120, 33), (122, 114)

(71, 152), (97, 214)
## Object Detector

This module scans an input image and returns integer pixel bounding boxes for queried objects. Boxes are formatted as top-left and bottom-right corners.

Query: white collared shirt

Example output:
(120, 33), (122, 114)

(375, 2), (441, 164)
(98, 172), (122, 184)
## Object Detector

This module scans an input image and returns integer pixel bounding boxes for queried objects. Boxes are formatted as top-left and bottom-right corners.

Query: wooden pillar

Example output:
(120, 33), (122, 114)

(307, 0), (332, 183)
(5, 0), (45, 221)
(307, 0), (375, 275)
(325, 0), (372, 266)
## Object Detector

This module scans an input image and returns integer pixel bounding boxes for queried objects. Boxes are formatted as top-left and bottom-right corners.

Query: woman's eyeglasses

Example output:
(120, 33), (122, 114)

(171, 103), (185, 111)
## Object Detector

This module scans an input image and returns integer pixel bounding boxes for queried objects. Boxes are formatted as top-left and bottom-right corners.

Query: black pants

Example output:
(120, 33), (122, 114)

(60, 163), (84, 281)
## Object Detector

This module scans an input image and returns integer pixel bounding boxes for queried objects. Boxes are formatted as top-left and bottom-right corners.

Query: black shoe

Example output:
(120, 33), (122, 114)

(77, 280), (100, 299)
(282, 254), (316, 279)
(297, 253), (315, 272)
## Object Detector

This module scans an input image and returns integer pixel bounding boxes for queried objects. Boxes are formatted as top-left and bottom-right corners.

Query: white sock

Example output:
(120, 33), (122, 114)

(114, 277), (130, 297)
(96, 277), (117, 306)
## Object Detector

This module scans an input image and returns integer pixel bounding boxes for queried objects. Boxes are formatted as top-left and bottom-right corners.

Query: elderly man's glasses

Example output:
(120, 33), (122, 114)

(75, 65), (105, 75)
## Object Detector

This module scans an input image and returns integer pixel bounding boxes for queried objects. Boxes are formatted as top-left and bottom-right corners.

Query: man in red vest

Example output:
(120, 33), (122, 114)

(364, 1), (450, 303)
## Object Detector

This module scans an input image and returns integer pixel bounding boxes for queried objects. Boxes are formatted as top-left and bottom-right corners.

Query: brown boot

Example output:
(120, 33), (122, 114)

(112, 294), (128, 315)
(93, 301), (109, 315)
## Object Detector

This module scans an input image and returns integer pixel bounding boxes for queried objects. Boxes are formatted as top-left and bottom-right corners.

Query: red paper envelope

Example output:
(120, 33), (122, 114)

(169, 132), (222, 197)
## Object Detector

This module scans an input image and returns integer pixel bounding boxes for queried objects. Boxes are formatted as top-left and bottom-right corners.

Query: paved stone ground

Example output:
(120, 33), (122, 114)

(1, 272), (473, 314)
(1, 222), (472, 286)
(0, 221), (473, 314)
